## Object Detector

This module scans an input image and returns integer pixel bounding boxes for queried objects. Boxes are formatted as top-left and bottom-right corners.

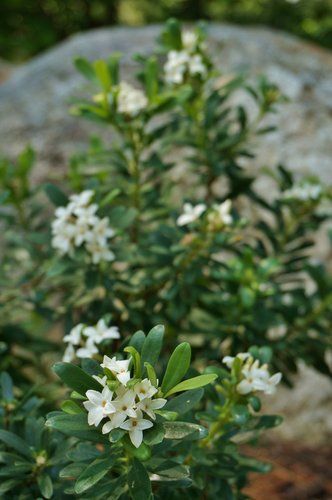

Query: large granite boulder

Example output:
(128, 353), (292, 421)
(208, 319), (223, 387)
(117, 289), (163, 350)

(0, 24), (332, 184)
(0, 24), (331, 443)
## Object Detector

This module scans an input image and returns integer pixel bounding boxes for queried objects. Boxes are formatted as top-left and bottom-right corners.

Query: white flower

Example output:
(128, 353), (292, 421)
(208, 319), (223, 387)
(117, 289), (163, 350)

(92, 375), (108, 386)
(76, 337), (99, 358)
(133, 379), (158, 401)
(84, 319), (120, 345)
(236, 358), (282, 396)
(101, 356), (131, 385)
(119, 411), (153, 448)
(222, 352), (252, 369)
(188, 54), (206, 77)
(137, 397), (167, 419)
(267, 324), (287, 340)
(102, 411), (128, 433)
(72, 203), (98, 223)
(112, 389), (137, 418)
(213, 199), (233, 225)
(51, 190), (115, 263)
(261, 372), (282, 395)
(177, 202), (206, 226)
(51, 222), (76, 255)
(69, 190), (94, 207)
(85, 240), (115, 265)
(83, 386), (116, 427)
(164, 48), (207, 84)
(282, 183), (322, 202)
(164, 50), (189, 84)
(62, 343), (75, 362)
(117, 82), (148, 117)
(182, 30), (198, 51)
(63, 324), (84, 345)
(86, 218), (115, 246)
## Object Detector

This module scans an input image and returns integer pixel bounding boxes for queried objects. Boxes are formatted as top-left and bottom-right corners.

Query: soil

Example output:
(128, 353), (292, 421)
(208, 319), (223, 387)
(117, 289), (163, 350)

(243, 441), (332, 499)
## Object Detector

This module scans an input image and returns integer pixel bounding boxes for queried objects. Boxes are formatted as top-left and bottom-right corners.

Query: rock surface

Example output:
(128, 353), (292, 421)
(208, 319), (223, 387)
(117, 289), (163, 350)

(0, 24), (332, 183)
(0, 24), (331, 443)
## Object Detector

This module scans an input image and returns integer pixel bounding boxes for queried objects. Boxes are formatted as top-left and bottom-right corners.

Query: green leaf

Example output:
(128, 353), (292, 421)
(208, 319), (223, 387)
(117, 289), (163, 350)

(161, 342), (191, 395)
(143, 423), (165, 445)
(144, 56), (158, 100)
(61, 400), (85, 415)
(124, 439), (151, 462)
(109, 428), (125, 443)
(144, 362), (158, 387)
(107, 53), (121, 85)
(94, 60), (111, 91)
(60, 463), (85, 478)
(129, 330), (146, 353)
(141, 324), (164, 367)
(37, 473), (53, 499)
(46, 413), (107, 443)
(0, 479), (21, 494)
(0, 372), (13, 401)
(75, 456), (116, 494)
(232, 404), (250, 425)
(100, 188), (121, 207)
(0, 430), (33, 459)
(164, 389), (204, 415)
(155, 410), (178, 421)
(164, 374), (217, 397)
(74, 57), (97, 83)
(163, 422), (207, 441)
(44, 183), (68, 207)
(124, 346), (141, 378)
(127, 459), (152, 500)
(53, 362), (102, 396)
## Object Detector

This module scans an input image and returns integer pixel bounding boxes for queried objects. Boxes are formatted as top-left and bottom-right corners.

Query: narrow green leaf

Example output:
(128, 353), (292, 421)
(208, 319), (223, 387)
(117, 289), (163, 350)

(75, 456), (116, 494)
(129, 330), (146, 353)
(94, 60), (111, 91)
(61, 400), (85, 415)
(163, 422), (207, 441)
(144, 362), (158, 387)
(0, 479), (21, 494)
(161, 342), (191, 395)
(107, 53), (121, 85)
(0, 430), (33, 459)
(124, 346), (141, 378)
(37, 473), (53, 499)
(44, 183), (68, 207)
(74, 57), (97, 83)
(0, 372), (13, 401)
(165, 389), (204, 415)
(141, 324), (164, 368)
(53, 362), (102, 396)
(46, 413), (107, 443)
(164, 374), (217, 397)
(144, 56), (158, 100)
(127, 459), (152, 500)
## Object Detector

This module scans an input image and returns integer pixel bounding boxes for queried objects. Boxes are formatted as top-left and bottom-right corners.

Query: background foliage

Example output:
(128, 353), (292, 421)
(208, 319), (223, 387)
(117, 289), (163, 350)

(1, 0), (332, 62)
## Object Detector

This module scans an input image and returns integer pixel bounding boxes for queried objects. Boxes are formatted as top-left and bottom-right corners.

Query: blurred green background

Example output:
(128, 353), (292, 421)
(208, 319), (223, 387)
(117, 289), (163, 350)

(1, 0), (332, 61)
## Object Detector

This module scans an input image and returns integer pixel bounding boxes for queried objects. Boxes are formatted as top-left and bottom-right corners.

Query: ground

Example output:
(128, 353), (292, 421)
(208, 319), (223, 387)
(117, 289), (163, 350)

(244, 441), (332, 499)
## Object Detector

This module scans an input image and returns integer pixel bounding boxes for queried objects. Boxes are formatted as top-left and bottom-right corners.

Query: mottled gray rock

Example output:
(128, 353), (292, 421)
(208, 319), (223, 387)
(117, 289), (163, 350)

(1, 24), (332, 184)
(1, 24), (332, 444)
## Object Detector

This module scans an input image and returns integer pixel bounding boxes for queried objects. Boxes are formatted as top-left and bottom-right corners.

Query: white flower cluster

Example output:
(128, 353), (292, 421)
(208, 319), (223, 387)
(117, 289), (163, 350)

(164, 30), (207, 85)
(208, 199), (233, 226)
(51, 190), (115, 264)
(177, 200), (233, 227)
(223, 352), (282, 395)
(63, 319), (120, 362)
(282, 182), (322, 202)
(84, 356), (167, 448)
(117, 81), (148, 117)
